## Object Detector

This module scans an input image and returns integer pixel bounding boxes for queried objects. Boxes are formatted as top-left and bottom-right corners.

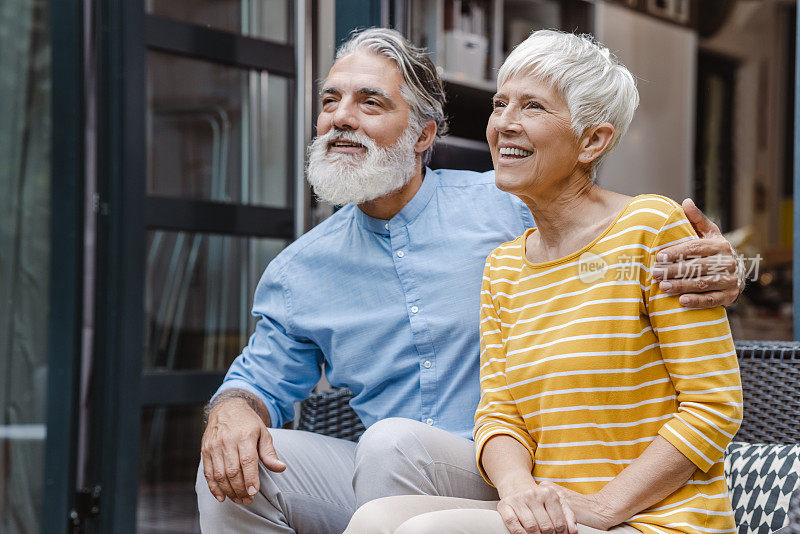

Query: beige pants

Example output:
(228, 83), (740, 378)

(344, 495), (641, 534)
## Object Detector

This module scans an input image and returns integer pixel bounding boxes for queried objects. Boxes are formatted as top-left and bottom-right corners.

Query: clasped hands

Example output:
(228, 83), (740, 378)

(496, 473), (616, 534)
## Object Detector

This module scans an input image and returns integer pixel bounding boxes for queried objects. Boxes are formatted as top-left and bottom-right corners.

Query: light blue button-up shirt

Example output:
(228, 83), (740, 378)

(218, 168), (535, 439)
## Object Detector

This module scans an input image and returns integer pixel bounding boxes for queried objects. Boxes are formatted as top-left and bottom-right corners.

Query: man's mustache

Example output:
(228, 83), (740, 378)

(316, 129), (376, 151)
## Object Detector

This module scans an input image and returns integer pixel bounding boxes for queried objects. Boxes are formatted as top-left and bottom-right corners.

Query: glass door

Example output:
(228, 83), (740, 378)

(85, 1), (306, 532)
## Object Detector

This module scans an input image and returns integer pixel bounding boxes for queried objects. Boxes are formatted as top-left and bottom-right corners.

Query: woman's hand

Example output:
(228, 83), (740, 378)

(538, 482), (616, 531)
(495, 473), (578, 534)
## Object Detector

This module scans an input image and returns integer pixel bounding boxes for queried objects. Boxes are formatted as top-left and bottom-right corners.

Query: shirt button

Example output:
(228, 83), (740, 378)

(384, 223), (389, 230)
(396, 250), (405, 258)
(425, 418), (434, 426)
(423, 360), (431, 368)
(410, 306), (419, 314)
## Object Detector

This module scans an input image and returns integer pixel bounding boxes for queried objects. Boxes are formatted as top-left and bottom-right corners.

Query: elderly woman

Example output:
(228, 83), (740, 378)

(345, 30), (742, 534)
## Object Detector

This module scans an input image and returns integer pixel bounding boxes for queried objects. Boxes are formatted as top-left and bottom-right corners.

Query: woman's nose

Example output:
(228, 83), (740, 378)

(494, 107), (522, 133)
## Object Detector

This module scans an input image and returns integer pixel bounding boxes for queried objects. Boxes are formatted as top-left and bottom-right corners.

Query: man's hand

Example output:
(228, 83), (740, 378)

(651, 198), (742, 308)
(495, 473), (578, 534)
(201, 396), (286, 505)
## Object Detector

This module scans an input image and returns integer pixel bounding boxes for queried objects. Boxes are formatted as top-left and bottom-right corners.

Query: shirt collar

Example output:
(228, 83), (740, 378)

(354, 167), (439, 235)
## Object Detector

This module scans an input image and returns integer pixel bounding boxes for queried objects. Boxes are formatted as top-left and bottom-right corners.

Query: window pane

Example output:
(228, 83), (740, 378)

(138, 405), (204, 534)
(146, 0), (292, 43)
(144, 231), (287, 371)
(147, 51), (292, 208)
(0, 0), (50, 532)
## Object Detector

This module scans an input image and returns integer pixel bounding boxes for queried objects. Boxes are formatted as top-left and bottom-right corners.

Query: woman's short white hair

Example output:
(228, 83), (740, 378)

(498, 30), (639, 165)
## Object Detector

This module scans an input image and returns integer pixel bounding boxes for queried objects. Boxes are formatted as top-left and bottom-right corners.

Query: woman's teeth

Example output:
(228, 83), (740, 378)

(499, 147), (533, 157)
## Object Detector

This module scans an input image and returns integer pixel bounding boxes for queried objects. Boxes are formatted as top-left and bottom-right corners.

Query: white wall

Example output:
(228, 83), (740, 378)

(594, 2), (697, 202)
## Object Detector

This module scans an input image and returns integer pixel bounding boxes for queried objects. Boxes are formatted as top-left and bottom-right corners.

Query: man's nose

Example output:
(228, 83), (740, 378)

(332, 98), (359, 131)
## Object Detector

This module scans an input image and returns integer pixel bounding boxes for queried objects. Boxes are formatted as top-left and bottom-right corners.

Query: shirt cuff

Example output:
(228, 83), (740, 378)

(658, 416), (722, 473)
(474, 423), (537, 486)
(214, 379), (283, 429)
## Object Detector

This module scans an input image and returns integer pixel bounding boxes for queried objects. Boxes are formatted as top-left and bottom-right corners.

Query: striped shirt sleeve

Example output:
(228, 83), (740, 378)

(646, 206), (743, 472)
(474, 255), (537, 484)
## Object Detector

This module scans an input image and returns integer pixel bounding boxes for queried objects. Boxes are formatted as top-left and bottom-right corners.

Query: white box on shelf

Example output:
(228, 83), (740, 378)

(442, 29), (488, 82)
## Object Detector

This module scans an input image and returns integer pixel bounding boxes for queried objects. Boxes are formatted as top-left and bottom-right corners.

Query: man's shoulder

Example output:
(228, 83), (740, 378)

(430, 167), (531, 220)
(267, 206), (356, 274)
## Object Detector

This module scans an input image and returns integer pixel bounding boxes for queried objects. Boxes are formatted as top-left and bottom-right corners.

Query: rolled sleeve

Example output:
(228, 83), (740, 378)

(214, 260), (323, 429)
(646, 207), (743, 472)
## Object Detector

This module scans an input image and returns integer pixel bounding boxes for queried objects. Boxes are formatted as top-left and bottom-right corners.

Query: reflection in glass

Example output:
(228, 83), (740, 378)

(144, 232), (286, 371)
(146, 0), (292, 43)
(0, 0), (50, 532)
(138, 405), (205, 534)
(147, 51), (291, 208)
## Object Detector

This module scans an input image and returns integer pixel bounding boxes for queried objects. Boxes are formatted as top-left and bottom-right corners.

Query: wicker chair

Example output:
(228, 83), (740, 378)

(733, 341), (800, 444)
(297, 341), (800, 532)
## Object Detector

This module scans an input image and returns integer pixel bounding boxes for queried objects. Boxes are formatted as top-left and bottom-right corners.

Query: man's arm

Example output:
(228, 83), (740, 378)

(652, 199), (744, 308)
(205, 388), (272, 426)
(200, 261), (324, 505)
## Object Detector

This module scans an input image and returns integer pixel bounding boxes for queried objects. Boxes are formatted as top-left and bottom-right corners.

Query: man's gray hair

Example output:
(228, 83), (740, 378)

(337, 27), (447, 165)
(498, 30), (639, 167)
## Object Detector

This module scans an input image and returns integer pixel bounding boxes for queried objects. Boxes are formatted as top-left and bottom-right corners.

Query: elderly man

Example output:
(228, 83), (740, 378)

(196, 28), (742, 534)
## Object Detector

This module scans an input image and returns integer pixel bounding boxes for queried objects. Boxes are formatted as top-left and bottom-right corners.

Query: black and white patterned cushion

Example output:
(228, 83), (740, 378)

(725, 442), (800, 534)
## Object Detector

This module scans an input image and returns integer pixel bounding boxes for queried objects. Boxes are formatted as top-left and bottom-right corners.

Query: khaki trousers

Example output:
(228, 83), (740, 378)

(196, 418), (498, 533)
(345, 495), (642, 534)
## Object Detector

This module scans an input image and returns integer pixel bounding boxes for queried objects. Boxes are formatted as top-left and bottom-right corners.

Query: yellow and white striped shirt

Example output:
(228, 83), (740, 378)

(475, 195), (742, 534)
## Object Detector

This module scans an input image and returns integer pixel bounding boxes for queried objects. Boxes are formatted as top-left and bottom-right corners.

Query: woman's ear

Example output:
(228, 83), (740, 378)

(414, 120), (438, 154)
(578, 123), (615, 164)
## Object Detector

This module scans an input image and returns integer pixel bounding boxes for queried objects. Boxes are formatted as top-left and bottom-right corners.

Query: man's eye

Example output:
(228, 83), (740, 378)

(322, 97), (335, 105)
(364, 99), (380, 106)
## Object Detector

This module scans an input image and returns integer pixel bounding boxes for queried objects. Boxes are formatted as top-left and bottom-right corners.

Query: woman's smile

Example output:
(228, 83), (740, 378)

(497, 144), (534, 164)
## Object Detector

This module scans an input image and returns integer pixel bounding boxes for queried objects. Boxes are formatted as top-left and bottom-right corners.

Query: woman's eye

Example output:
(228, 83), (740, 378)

(526, 101), (544, 110)
(492, 100), (505, 109)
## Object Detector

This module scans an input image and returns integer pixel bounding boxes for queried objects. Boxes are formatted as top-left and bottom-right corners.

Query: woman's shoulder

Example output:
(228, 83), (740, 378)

(485, 231), (529, 266)
(620, 194), (685, 228)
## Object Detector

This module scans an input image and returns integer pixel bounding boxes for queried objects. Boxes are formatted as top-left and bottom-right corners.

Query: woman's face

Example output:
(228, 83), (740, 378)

(486, 74), (583, 198)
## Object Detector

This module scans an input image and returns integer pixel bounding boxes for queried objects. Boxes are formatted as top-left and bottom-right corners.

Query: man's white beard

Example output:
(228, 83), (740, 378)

(306, 125), (419, 206)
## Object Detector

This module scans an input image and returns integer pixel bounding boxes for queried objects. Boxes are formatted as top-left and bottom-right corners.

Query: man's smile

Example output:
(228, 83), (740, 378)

(329, 138), (367, 154)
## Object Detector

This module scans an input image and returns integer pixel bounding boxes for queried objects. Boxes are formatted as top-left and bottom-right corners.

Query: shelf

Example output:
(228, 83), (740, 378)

(440, 70), (497, 93)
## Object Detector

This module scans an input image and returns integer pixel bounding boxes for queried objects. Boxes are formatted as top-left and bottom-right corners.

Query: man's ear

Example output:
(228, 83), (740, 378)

(578, 122), (615, 164)
(414, 120), (437, 154)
